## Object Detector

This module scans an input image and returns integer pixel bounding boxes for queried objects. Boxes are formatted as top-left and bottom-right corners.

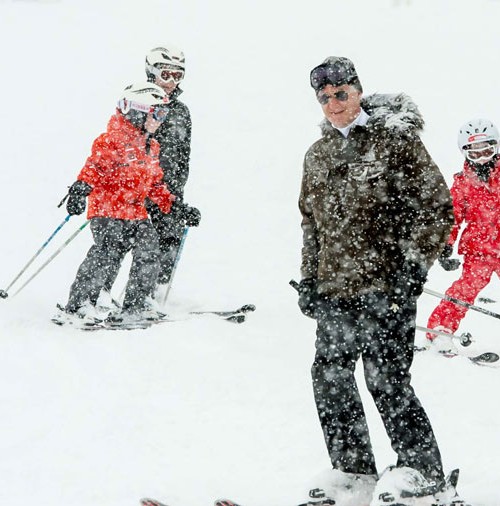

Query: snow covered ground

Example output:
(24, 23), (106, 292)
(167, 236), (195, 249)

(0, 0), (499, 505)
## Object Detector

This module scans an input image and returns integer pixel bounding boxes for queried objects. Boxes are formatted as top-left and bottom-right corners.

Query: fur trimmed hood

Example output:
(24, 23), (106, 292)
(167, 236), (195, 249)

(320, 93), (424, 136)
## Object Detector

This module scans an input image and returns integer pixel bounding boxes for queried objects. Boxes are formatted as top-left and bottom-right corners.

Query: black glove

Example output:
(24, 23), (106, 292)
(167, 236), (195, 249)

(297, 278), (318, 319)
(182, 205), (201, 227)
(172, 200), (201, 227)
(66, 181), (92, 216)
(438, 245), (461, 271)
(393, 261), (428, 303)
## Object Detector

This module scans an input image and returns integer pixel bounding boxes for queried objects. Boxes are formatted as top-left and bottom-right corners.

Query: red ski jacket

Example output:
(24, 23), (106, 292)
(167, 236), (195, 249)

(77, 112), (174, 220)
(448, 158), (500, 257)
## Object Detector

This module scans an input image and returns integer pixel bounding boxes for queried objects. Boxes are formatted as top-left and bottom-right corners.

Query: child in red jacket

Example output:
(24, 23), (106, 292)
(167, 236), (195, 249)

(54, 82), (175, 326)
(427, 118), (500, 354)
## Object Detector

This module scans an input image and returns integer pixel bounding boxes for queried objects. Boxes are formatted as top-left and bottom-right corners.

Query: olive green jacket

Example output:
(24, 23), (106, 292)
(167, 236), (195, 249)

(299, 93), (453, 298)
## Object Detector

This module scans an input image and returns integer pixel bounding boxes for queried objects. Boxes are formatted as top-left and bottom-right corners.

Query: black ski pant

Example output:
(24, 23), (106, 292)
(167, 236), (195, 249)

(102, 205), (184, 295)
(66, 218), (160, 313)
(148, 204), (185, 286)
(311, 291), (444, 482)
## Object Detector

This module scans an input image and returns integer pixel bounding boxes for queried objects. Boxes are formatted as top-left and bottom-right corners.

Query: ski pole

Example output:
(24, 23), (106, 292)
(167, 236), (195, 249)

(0, 214), (71, 299)
(160, 227), (189, 307)
(11, 220), (90, 298)
(424, 287), (500, 321)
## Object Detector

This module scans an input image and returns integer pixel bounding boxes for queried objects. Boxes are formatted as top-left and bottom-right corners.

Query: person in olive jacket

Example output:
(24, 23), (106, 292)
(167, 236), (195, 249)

(296, 57), (455, 504)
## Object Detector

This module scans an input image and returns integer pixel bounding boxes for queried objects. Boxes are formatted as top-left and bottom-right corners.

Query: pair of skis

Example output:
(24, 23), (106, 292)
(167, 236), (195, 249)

(140, 499), (246, 506)
(141, 499), (326, 506)
(140, 470), (465, 506)
(52, 304), (256, 331)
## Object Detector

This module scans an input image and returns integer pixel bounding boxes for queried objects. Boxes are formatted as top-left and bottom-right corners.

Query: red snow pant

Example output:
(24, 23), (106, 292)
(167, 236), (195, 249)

(427, 254), (500, 339)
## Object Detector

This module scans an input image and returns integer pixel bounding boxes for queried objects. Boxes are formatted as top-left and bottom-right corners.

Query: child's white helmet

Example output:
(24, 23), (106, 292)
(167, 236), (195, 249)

(117, 82), (168, 114)
(458, 118), (499, 150)
(457, 118), (499, 164)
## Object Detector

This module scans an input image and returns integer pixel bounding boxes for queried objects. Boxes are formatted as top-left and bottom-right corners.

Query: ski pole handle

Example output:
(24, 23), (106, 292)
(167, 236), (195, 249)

(0, 214), (71, 298)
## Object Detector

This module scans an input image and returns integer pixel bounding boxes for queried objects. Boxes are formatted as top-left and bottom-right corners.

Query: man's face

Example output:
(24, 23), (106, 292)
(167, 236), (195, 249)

(317, 84), (362, 128)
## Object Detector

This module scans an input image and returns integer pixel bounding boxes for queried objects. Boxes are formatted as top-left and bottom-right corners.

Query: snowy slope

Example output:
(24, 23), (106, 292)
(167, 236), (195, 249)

(0, 0), (499, 505)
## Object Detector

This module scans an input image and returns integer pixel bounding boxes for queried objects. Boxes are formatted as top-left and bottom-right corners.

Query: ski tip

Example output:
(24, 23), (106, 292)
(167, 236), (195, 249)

(227, 314), (246, 324)
(240, 304), (256, 313)
(214, 499), (242, 506)
(0, 289), (8, 299)
(140, 498), (168, 506)
(469, 352), (500, 365)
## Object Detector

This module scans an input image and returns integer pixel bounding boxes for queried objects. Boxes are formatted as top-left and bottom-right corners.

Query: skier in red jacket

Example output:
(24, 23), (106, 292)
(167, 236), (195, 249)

(427, 118), (500, 354)
(53, 82), (175, 327)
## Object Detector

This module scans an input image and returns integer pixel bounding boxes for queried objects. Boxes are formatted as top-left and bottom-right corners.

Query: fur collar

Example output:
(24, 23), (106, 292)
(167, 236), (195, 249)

(320, 93), (424, 137)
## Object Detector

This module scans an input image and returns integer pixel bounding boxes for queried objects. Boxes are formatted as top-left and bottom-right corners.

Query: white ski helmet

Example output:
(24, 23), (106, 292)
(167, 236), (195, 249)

(145, 45), (186, 83)
(117, 82), (168, 115)
(458, 118), (500, 151)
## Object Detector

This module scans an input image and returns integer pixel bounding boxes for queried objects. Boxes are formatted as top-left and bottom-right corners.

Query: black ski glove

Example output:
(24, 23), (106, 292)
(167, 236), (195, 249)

(297, 278), (318, 319)
(182, 205), (201, 227)
(66, 180), (92, 216)
(393, 260), (428, 303)
(172, 200), (201, 227)
(438, 245), (461, 271)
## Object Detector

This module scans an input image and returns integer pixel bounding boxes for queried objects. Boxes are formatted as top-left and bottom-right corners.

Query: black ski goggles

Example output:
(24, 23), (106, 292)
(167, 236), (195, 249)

(310, 63), (358, 91)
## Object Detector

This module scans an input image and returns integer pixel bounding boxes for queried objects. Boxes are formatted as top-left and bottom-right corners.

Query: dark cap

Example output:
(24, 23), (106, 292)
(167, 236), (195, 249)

(310, 56), (359, 91)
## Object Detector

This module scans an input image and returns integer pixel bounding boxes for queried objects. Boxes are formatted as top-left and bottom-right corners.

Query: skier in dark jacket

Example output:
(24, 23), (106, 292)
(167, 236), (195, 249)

(296, 56), (461, 506)
(144, 45), (201, 304)
(100, 45), (201, 308)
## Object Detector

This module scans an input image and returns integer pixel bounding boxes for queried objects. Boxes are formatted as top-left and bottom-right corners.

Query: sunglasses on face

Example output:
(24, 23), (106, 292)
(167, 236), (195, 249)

(317, 90), (349, 105)
(151, 65), (185, 83)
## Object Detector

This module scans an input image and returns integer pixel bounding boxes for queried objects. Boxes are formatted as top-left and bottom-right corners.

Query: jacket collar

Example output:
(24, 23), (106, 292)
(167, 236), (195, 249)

(331, 108), (370, 138)
(320, 93), (424, 137)
(463, 157), (500, 184)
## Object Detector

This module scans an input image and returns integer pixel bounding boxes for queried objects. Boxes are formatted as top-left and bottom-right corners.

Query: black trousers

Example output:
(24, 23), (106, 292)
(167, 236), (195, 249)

(102, 205), (184, 294)
(66, 218), (160, 313)
(148, 204), (185, 285)
(312, 292), (444, 481)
